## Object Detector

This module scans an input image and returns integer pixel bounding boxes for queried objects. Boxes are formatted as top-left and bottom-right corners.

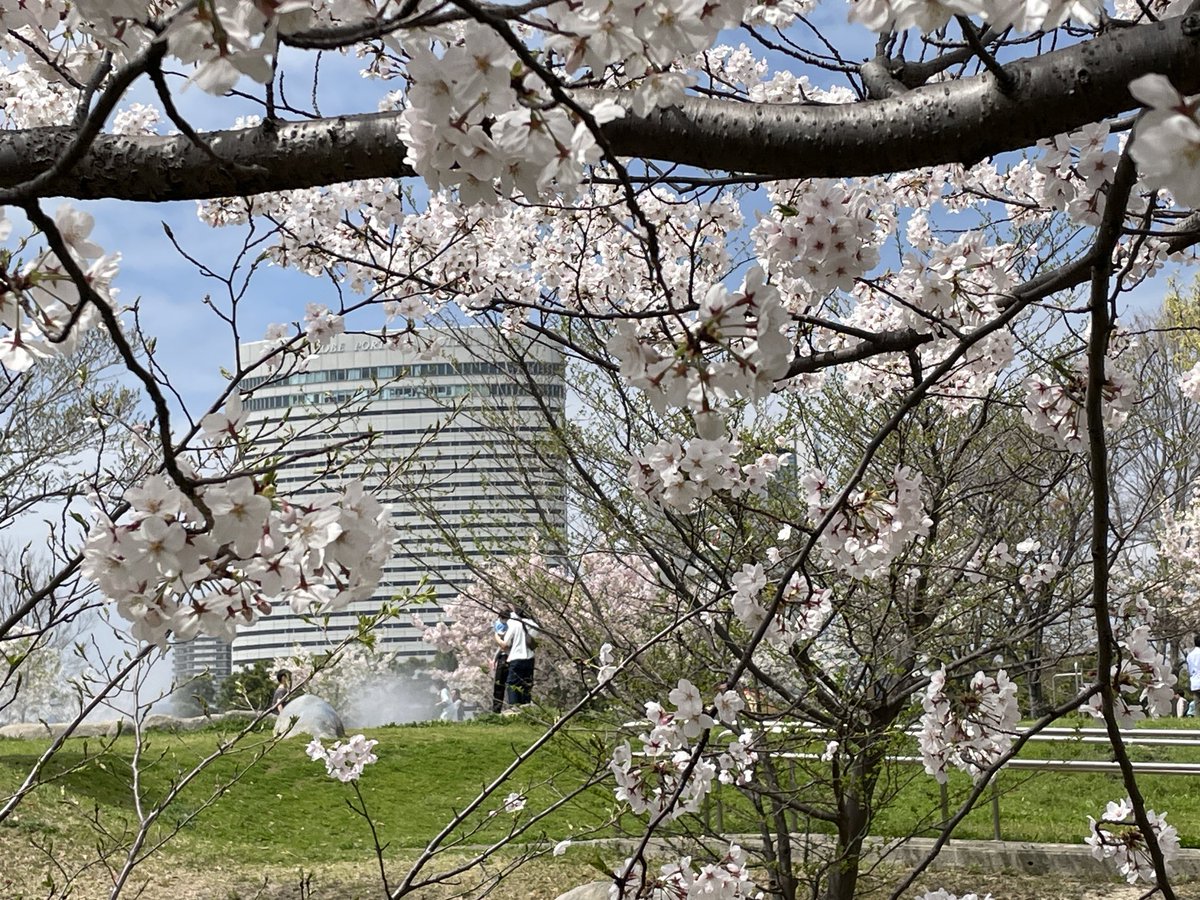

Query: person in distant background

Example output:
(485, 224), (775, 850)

(271, 670), (292, 714)
(502, 607), (538, 708)
(1186, 634), (1200, 716)
(492, 607), (512, 713)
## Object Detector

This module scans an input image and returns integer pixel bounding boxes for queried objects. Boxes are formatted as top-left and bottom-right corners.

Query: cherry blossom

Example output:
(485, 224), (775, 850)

(610, 843), (758, 900)
(1086, 798), (1180, 884)
(1083, 619), (1177, 727)
(803, 466), (933, 579)
(306, 733), (379, 782)
(502, 792), (527, 813)
(200, 395), (249, 446)
(0, 203), (115, 373)
(1128, 75), (1200, 208)
(919, 667), (1019, 783)
(83, 471), (394, 647)
(609, 681), (754, 820)
(1022, 359), (1135, 453)
(714, 689), (744, 726)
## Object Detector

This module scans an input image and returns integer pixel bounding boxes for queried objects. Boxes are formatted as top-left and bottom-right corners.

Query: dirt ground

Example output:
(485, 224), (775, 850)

(2, 838), (1197, 900)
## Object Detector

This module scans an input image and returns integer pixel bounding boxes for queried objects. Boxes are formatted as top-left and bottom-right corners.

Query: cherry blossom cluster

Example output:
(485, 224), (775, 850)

(1154, 491), (1200, 617)
(305, 733), (379, 782)
(0, 205), (115, 373)
(728, 563), (832, 647)
(1128, 75), (1200, 209)
(398, 0), (752, 202)
(1022, 360), (1135, 453)
(204, 182), (742, 324)
(607, 268), (793, 438)
(609, 843), (758, 900)
(630, 435), (788, 512)
(917, 892), (993, 900)
(918, 667), (1019, 784)
(964, 539), (1061, 591)
(422, 547), (662, 703)
(199, 164), (406, 297)
(65, 1), (379, 95)
(610, 679), (756, 820)
(802, 466), (932, 579)
(1083, 618), (1176, 727)
(1086, 798), (1180, 884)
(1180, 361), (1200, 403)
(82, 468), (394, 648)
(638, 844), (759, 900)
(696, 42), (852, 105)
(849, 0), (1099, 35)
(1035, 124), (1122, 227)
(400, 25), (630, 206)
(752, 180), (886, 299)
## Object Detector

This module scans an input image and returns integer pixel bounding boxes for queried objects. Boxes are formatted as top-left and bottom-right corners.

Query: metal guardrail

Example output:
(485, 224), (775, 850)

(697, 724), (1200, 841)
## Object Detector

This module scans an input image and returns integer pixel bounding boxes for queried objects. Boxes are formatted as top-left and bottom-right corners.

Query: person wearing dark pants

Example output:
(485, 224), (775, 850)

(502, 607), (538, 708)
(492, 608), (511, 713)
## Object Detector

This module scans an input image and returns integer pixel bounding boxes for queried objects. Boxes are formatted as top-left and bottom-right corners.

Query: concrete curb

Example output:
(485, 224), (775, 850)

(861, 836), (1200, 879)
(553, 834), (1200, 889)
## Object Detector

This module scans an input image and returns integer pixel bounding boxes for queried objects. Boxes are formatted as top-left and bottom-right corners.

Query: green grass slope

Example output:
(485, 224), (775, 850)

(2, 716), (1200, 871)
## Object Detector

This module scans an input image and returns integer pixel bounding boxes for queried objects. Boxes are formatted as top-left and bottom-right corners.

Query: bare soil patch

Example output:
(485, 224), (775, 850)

(4, 834), (1197, 899)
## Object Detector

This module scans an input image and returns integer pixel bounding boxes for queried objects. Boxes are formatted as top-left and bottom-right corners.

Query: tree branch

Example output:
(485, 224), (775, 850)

(0, 16), (1196, 200)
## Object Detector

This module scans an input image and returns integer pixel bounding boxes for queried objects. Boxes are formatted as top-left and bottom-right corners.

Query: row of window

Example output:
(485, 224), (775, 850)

(244, 382), (564, 412)
(240, 360), (564, 390)
(251, 416), (557, 441)
(231, 637), (433, 660)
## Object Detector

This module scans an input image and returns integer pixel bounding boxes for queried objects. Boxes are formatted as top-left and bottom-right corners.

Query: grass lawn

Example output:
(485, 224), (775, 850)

(1, 713), (1198, 889)
(0, 717), (629, 868)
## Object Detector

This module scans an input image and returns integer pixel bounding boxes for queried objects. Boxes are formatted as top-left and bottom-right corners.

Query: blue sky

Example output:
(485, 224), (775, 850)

(9, 15), (1182, 706)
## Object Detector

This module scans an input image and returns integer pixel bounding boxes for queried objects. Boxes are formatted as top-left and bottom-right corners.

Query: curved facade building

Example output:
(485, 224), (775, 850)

(228, 328), (566, 668)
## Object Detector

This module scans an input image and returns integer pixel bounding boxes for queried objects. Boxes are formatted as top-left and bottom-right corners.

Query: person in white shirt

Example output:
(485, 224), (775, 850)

(1187, 635), (1200, 716)
(502, 607), (538, 708)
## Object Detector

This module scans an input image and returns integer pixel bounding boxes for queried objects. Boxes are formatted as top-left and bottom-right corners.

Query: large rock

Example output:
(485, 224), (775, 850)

(0, 722), (56, 740)
(0, 710), (263, 741)
(273, 695), (345, 740)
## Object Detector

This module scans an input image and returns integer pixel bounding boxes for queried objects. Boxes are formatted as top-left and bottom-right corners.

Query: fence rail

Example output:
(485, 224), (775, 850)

(699, 724), (1200, 840)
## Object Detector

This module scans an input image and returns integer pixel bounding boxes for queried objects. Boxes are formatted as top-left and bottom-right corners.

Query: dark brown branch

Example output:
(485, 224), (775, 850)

(0, 16), (1196, 200)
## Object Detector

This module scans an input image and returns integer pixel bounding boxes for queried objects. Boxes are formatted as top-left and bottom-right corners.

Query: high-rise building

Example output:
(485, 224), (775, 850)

(172, 634), (232, 684)
(227, 328), (566, 668)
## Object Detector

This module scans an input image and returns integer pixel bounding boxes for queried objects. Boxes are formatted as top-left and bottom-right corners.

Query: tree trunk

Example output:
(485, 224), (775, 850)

(824, 754), (878, 900)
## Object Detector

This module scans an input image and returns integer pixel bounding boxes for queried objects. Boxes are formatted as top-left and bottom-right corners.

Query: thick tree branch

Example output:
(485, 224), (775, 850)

(0, 114), (417, 202)
(0, 17), (1196, 200)
(603, 16), (1199, 178)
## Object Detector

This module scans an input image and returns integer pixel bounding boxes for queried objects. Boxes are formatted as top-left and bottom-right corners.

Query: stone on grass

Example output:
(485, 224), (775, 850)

(273, 695), (345, 739)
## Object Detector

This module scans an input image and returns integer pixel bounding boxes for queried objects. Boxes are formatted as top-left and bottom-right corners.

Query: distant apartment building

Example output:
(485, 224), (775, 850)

(226, 328), (566, 668)
(172, 634), (232, 684)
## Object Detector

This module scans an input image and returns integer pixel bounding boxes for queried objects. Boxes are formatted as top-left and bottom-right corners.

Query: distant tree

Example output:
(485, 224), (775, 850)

(0, 635), (72, 724)
(171, 673), (218, 717)
(422, 547), (671, 708)
(217, 661), (275, 712)
(272, 642), (400, 713)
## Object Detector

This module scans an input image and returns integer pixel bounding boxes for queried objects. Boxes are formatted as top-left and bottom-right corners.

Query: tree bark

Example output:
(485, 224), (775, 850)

(826, 752), (878, 900)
